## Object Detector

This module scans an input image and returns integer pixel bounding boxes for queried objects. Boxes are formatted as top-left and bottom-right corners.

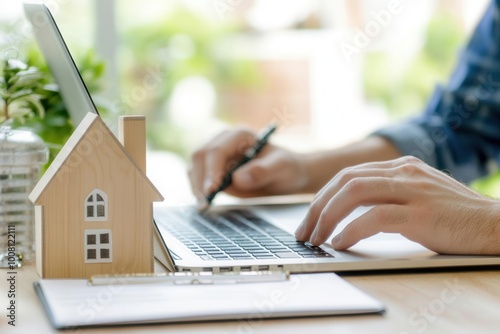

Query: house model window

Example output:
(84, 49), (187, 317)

(84, 229), (112, 263)
(85, 189), (108, 221)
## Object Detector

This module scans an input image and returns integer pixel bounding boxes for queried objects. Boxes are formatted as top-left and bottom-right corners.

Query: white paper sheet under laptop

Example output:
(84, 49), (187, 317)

(25, 3), (500, 274)
(34, 273), (384, 329)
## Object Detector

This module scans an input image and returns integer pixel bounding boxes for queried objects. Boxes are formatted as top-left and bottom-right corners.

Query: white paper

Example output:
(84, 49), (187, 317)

(36, 273), (384, 329)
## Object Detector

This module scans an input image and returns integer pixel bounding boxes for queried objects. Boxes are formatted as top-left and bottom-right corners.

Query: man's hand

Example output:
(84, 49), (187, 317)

(295, 156), (500, 255)
(188, 127), (310, 201)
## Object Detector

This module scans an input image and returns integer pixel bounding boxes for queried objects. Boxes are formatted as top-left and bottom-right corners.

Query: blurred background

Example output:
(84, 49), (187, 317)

(1, 0), (498, 196)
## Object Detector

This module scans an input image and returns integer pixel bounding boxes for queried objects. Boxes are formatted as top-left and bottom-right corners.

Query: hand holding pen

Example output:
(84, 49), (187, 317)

(197, 123), (278, 212)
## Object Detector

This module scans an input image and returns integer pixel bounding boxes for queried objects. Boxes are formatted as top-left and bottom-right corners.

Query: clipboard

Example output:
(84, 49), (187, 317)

(34, 272), (384, 329)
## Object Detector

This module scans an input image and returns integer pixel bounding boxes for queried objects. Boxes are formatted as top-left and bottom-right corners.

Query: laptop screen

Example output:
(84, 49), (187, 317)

(24, 3), (99, 127)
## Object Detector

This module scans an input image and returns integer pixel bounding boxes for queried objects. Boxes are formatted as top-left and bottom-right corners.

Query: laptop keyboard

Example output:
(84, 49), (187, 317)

(156, 208), (334, 261)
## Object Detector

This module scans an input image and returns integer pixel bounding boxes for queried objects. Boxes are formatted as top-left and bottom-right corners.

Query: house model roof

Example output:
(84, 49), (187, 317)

(29, 112), (164, 204)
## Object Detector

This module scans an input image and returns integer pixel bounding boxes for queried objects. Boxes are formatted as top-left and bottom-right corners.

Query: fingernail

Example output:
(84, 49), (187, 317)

(332, 233), (342, 247)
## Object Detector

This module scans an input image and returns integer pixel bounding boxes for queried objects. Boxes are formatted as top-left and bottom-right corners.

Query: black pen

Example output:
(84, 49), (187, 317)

(198, 123), (278, 212)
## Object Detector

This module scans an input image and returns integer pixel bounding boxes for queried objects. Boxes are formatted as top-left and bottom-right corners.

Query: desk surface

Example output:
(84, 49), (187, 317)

(2, 261), (500, 333)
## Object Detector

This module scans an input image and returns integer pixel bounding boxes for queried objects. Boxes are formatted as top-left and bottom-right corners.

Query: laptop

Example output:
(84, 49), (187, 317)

(24, 3), (500, 274)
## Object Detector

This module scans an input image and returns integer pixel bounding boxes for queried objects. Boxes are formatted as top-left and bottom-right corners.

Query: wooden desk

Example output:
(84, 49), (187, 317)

(2, 261), (500, 333)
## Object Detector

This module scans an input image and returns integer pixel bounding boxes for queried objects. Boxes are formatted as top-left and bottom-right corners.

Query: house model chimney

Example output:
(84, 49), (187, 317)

(118, 116), (146, 173)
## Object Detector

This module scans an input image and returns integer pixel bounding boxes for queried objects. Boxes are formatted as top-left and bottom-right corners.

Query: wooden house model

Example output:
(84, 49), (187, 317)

(29, 112), (164, 278)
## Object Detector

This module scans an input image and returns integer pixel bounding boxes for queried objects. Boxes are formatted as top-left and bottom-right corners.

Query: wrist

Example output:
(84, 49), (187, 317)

(482, 199), (500, 254)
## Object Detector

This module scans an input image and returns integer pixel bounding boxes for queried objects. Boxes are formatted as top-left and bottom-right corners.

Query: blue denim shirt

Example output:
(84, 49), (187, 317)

(373, 1), (500, 183)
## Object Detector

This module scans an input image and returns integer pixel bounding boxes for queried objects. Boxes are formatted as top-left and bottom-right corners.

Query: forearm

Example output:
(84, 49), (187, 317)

(301, 136), (401, 193)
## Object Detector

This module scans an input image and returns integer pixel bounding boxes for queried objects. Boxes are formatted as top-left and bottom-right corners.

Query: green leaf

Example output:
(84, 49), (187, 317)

(21, 95), (45, 118)
(7, 88), (34, 103)
(10, 72), (45, 91)
(6, 59), (28, 71)
(43, 83), (59, 92)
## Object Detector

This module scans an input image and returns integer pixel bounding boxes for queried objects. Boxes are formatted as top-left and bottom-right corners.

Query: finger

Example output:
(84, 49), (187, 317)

(188, 150), (207, 201)
(332, 204), (409, 250)
(202, 129), (256, 194)
(374, 156), (465, 196)
(231, 145), (279, 191)
(303, 156), (439, 235)
(374, 155), (458, 189)
(299, 177), (412, 245)
(203, 151), (235, 194)
(296, 164), (412, 241)
(312, 156), (426, 201)
(295, 169), (379, 241)
(313, 165), (398, 202)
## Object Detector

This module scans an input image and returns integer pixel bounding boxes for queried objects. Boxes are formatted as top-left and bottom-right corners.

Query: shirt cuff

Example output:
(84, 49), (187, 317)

(371, 122), (438, 168)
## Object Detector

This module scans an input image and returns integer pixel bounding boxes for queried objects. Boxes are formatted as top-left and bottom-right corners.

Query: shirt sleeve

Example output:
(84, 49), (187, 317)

(372, 0), (500, 183)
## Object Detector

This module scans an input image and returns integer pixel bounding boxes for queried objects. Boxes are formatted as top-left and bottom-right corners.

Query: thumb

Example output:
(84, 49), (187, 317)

(232, 159), (274, 191)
